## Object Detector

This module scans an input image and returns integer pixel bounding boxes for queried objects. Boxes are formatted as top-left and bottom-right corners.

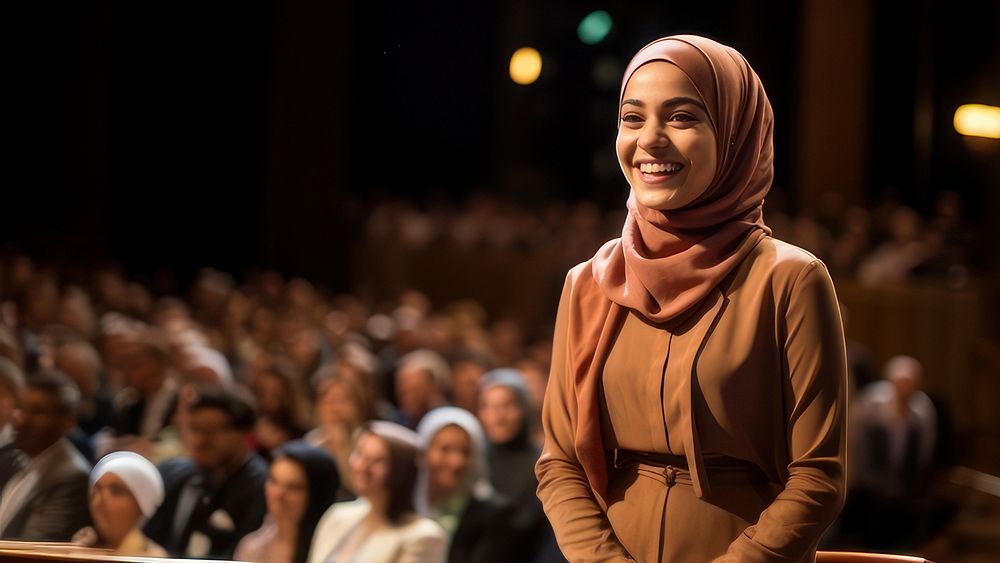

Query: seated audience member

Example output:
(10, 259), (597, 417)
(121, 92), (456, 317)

(479, 369), (563, 562)
(250, 357), (309, 458)
(448, 348), (492, 414)
(0, 370), (91, 541)
(309, 421), (446, 563)
(144, 385), (268, 558)
(395, 349), (450, 429)
(842, 355), (938, 549)
(305, 364), (377, 494)
(107, 328), (178, 444)
(73, 451), (167, 556)
(235, 441), (340, 563)
(416, 407), (514, 563)
(50, 333), (113, 437)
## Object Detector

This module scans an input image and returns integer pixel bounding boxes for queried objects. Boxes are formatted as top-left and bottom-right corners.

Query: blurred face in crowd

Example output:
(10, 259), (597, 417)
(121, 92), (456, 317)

(425, 425), (471, 496)
(616, 61), (718, 211)
(90, 473), (143, 546)
(316, 379), (360, 428)
(54, 345), (98, 399)
(395, 368), (439, 424)
(265, 457), (309, 525)
(479, 386), (524, 445)
(450, 361), (485, 413)
(349, 432), (391, 498)
(14, 388), (74, 456)
(888, 362), (922, 405)
(119, 344), (165, 394)
(185, 407), (247, 471)
(255, 371), (288, 416)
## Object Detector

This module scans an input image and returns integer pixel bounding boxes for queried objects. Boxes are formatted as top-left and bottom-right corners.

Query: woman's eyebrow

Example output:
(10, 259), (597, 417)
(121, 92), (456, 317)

(620, 97), (707, 112)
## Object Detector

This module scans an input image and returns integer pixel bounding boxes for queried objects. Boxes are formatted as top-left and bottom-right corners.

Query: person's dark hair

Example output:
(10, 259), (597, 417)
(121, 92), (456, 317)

(188, 385), (257, 431)
(272, 441), (340, 563)
(26, 369), (80, 415)
(361, 424), (418, 524)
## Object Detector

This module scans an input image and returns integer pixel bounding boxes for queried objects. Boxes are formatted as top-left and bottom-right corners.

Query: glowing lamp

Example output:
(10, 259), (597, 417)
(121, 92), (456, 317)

(954, 104), (1000, 139)
(510, 47), (542, 85)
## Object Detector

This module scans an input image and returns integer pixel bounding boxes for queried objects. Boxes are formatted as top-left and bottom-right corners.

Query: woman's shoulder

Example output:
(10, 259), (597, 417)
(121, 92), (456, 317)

(745, 236), (830, 282)
(398, 514), (447, 542)
(316, 498), (370, 529)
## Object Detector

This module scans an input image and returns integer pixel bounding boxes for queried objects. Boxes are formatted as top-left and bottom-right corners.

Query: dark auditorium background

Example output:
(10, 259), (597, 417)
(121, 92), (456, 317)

(4, 0), (1000, 560)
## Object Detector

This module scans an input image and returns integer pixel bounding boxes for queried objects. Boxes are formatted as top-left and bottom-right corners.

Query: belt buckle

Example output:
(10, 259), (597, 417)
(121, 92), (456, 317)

(664, 465), (677, 486)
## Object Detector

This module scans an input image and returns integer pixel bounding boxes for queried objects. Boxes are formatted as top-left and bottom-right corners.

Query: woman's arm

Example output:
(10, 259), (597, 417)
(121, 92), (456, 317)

(535, 273), (633, 563)
(716, 260), (848, 562)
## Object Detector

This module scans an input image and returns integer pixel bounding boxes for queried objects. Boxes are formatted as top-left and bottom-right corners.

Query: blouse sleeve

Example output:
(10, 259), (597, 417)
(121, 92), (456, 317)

(535, 274), (634, 563)
(716, 260), (848, 562)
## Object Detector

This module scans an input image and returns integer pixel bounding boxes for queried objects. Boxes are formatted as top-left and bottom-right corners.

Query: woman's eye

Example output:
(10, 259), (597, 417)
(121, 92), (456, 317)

(621, 114), (643, 123)
(670, 113), (695, 123)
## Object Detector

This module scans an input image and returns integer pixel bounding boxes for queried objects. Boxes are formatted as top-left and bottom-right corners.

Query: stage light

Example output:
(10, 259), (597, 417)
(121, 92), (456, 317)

(578, 11), (612, 45)
(954, 104), (1000, 139)
(510, 47), (542, 85)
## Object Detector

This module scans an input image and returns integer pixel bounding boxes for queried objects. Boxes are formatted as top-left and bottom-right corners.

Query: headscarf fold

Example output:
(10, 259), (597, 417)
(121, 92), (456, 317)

(593, 34), (773, 323)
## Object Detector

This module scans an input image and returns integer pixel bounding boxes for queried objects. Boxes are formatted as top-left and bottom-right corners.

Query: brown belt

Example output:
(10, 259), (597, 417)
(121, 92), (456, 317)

(612, 448), (763, 472)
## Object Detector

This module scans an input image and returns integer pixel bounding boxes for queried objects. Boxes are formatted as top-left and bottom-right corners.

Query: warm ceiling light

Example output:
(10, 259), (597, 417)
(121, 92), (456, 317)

(954, 104), (1000, 139)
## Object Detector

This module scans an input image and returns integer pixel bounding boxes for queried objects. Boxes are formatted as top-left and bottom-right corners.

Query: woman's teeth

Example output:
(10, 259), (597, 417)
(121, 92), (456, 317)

(639, 162), (683, 173)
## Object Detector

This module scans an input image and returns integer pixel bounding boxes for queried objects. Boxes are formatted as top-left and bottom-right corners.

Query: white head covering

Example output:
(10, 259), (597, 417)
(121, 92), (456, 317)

(398, 349), (451, 393)
(183, 344), (234, 385)
(414, 406), (493, 516)
(90, 451), (165, 519)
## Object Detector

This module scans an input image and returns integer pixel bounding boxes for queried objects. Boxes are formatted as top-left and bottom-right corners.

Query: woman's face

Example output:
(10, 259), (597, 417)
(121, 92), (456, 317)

(616, 61), (717, 211)
(316, 380), (360, 428)
(265, 457), (309, 525)
(425, 424), (472, 496)
(478, 386), (524, 445)
(349, 432), (392, 497)
(90, 473), (143, 544)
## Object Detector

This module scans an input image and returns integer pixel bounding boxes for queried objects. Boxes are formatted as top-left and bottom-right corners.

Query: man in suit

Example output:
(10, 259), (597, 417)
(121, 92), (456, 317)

(0, 370), (92, 541)
(144, 385), (267, 559)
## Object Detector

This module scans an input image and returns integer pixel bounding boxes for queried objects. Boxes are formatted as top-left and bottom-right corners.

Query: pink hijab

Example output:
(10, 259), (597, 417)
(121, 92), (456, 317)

(593, 35), (773, 322)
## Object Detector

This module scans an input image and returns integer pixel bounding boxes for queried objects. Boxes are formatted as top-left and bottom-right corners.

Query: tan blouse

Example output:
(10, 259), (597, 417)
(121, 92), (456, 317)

(536, 238), (848, 562)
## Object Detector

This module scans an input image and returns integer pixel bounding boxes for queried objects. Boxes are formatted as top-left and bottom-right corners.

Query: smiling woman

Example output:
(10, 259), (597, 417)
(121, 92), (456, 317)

(535, 35), (848, 563)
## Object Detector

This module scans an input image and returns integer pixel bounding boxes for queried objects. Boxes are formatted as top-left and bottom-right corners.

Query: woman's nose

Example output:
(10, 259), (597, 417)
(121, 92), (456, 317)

(638, 122), (669, 151)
